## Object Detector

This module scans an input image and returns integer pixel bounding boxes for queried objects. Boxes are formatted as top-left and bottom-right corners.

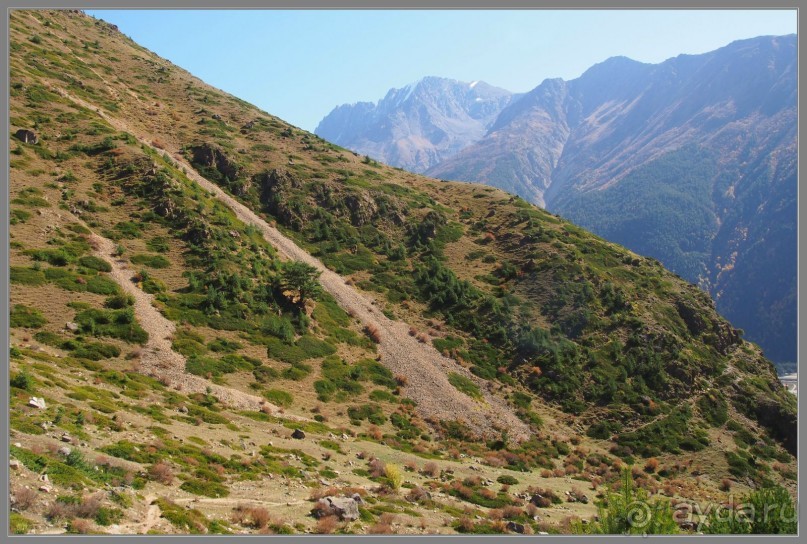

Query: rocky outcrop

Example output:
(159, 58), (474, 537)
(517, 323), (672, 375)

(256, 168), (307, 229)
(27, 397), (46, 409)
(343, 192), (378, 226)
(312, 496), (361, 521)
(188, 143), (242, 182)
(675, 297), (741, 355)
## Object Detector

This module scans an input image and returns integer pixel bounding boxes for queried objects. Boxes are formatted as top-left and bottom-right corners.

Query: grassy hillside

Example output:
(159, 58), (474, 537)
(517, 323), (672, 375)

(8, 10), (796, 535)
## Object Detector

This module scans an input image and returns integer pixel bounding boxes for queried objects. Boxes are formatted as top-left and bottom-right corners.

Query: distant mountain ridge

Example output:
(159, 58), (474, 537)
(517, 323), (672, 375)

(315, 76), (517, 173)
(318, 35), (797, 367)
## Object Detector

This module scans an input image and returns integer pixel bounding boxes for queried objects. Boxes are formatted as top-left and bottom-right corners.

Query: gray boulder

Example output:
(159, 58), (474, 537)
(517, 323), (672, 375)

(313, 496), (360, 521)
(506, 521), (526, 534)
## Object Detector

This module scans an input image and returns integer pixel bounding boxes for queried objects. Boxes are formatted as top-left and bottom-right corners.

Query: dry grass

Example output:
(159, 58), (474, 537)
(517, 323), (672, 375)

(45, 492), (105, 524)
(501, 505), (523, 519)
(75, 493), (103, 519)
(406, 486), (430, 504)
(148, 461), (175, 485)
(12, 486), (37, 511)
(364, 324), (382, 343)
(314, 515), (339, 534)
(421, 462), (440, 478)
(457, 516), (475, 532)
(68, 518), (92, 534)
(231, 504), (270, 529)
(368, 458), (387, 478)
(369, 513), (396, 534)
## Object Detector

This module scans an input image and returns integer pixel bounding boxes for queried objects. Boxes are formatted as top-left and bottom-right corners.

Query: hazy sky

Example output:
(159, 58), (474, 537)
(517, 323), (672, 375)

(87, 10), (797, 132)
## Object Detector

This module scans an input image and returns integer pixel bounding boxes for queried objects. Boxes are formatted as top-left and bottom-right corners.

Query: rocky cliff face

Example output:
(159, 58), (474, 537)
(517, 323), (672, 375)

(315, 77), (516, 173)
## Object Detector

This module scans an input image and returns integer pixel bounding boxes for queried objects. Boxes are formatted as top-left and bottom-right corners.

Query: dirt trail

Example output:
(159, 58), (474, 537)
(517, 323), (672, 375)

(171, 497), (306, 508)
(89, 232), (289, 415)
(59, 89), (530, 441)
(140, 495), (161, 534)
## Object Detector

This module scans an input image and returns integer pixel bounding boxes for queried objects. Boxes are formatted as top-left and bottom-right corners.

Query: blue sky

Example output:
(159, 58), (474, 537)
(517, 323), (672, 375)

(87, 9), (797, 132)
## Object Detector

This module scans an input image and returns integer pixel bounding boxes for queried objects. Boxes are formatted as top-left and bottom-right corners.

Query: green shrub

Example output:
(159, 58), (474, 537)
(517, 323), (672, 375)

(312, 297), (350, 334)
(265, 335), (335, 364)
(185, 355), (241, 377)
(10, 208), (31, 225)
(113, 221), (143, 239)
(496, 474), (519, 485)
(179, 478), (229, 498)
(25, 248), (73, 266)
(130, 253), (171, 269)
(74, 307), (148, 344)
(104, 293), (134, 309)
(354, 359), (396, 389)
(137, 269), (167, 294)
(433, 335), (463, 353)
(207, 337), (242, 353)
(10, 304), (47, 328)
(348, 404), (386, 425)
(10, 371), (34, 391)
(281, 363), (311, 381)
(448, 373), (482, 400)
(573, 469), (679, 534)
(263, 389), (293, 407)
(146, 237), (170, 253)
(252, 365), (279, 383)
(155, 498), (210, 534)
(12, 193), (49, 207)
(10, 267), (46, 285)
(369, 389), (398, 403)
(587, 420), (623, 439)
(172, 329), (208, 357)
(314, 379), (337, 401)
(86, 276), (121, 295)
(697, 391), (729, 427)
(66, 340), (121, 361)
(94, 507), (123, 526)
(296, 335), (337, 358)
(10, 513), (33, 534)
(77, 255), (112, 272)
(615, 406), (706, 457)
(703, 485), (796, 534)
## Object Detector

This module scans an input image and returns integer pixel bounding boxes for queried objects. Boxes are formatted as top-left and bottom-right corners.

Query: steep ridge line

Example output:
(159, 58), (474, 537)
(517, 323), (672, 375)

(59, 88), (530, 441)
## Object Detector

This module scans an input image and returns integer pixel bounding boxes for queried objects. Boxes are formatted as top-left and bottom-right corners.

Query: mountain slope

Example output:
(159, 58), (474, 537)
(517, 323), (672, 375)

(315, 77), (516, 173)
(427, 36), (797, 367)
(9, 10), (796, 536)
